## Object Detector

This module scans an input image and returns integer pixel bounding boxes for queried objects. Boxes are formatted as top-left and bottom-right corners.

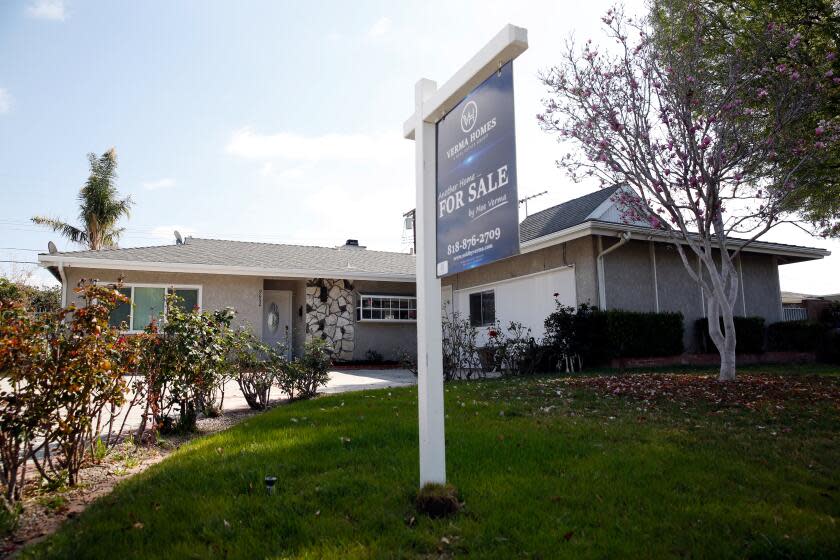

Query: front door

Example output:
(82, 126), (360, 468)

(263, 290), (292, 357)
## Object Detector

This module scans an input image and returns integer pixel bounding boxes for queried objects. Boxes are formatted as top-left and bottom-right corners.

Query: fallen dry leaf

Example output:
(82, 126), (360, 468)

(563, 374), (839, 410)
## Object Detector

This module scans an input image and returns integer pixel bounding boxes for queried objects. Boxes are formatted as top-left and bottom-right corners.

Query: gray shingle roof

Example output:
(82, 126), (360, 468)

(519, 188), (616, 243)
(44, 238), (415, 277)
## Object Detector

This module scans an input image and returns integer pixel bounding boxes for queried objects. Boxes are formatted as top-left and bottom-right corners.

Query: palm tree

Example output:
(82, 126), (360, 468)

(32, 148), (133, 250)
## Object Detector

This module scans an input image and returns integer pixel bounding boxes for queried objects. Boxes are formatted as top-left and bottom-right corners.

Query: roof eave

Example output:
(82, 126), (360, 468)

(520, 221), (595, 253)
(521, 220), (830, 261)
(37, 255), (416, 283)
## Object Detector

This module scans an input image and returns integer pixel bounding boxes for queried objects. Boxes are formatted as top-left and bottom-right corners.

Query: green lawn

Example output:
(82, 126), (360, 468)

(25, 366), (840, 559)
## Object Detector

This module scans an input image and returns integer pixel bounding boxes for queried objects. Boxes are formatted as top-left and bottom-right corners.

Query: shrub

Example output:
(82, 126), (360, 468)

(696, 316), (765, 354)
(137, 295), (237, 434)
(544, 302), (607, 370)
(820, 302), (840, 328)
(543, 303), (682, 368)
(45, 284), (135, 485)
(767, 321), (830, 352)
(819, 330), (840, 364)
(289, 338), (331, 399)
(396, 348), (418, 376)
(229, 329), (286, 410)
(442, 312), (483, 380)
(603, 309), (684, 358)
(0, 281), (138, 500)
(0, 498), (21, 537)
(0, 278), (60, 313)
(483, 321), (543, 376)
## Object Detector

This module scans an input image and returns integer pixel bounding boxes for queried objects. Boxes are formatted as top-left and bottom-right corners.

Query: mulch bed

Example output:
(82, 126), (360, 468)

(564, 373), (840, 409)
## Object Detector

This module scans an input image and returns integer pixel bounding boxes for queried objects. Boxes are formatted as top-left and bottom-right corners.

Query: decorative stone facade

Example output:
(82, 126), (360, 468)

(305, 278), (355, 361)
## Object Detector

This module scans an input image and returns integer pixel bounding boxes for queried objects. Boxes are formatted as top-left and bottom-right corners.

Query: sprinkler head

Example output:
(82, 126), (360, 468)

(264, 475), (277, 496)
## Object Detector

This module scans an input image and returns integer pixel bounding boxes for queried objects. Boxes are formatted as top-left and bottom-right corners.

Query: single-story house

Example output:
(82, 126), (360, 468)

(440, 187), (830, 350)
(39, 238), (417, 361)
(39, 187), (830, 358)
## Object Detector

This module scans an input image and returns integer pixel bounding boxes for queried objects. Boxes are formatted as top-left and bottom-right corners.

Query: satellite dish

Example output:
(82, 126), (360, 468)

(174, 230), (183, 245)
(47, 241), (58, 254)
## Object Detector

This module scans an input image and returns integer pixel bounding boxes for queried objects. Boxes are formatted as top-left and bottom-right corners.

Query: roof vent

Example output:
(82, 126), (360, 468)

(338, 239), (366, 250)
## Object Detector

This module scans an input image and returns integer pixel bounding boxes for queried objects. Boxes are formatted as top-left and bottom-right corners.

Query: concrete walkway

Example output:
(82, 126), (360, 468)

(320, 368), (416, 394)
(115, 368), (417, 436)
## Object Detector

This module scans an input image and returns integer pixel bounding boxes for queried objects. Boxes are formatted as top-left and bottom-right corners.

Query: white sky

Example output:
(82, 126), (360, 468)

(0, 0), (837, 295)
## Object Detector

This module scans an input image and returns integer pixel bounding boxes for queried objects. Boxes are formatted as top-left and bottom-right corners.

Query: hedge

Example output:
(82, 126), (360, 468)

(695, 316), (765, 354)
(542, 306), (684, 367)
(767, 321), (830, 353)
(602, 310), (685, 359)
(819, 330), (840, 364)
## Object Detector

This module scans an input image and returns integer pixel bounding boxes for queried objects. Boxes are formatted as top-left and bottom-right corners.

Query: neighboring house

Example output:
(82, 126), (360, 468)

(781, 291), (840, 322)
(39, 187), (830, 358)
(39, 239), (416, 361)
(440, 187), (830, 351)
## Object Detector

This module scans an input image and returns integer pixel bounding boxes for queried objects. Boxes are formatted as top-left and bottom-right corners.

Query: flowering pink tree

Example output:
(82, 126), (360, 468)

(538, 4), (839, 380)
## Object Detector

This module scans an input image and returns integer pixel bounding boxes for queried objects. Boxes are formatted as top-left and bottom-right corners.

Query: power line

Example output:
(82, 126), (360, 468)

(0, 260), (39, 264)
(0, 247), (41, 252)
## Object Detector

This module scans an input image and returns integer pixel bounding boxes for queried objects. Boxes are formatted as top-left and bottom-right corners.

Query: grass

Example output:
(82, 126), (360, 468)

(24, 365), (840, 559)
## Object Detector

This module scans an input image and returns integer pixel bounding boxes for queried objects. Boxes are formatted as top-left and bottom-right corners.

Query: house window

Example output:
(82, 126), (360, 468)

(356, 294), (417, 322)
(133, 287), (166, 330)
(469, 290), (495, 327)
(106, 284), (201, 332)
(110, 287), (132, 330)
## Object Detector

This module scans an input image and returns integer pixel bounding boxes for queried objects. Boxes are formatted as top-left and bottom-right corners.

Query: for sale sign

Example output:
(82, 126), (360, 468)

(435, 61), (519, 277)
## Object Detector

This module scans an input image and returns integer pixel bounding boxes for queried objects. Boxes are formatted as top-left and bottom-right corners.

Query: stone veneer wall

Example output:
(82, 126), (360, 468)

(305, 278), (355, 361)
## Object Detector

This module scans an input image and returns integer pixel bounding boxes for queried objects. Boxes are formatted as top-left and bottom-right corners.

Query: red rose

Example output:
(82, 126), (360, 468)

(488, 330), (498, 338)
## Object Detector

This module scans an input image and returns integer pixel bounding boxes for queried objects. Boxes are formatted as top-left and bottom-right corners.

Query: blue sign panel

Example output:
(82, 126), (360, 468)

(435, 61), (519, 277)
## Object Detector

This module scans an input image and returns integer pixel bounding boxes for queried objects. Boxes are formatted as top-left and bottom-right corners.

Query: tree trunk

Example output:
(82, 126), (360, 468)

(718, 305), (737, 381)
(706, 290), (738, 381)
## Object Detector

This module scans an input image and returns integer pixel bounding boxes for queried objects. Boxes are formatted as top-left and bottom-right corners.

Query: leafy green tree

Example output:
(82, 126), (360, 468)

(0, 278), (21, 304)
(32, 148), (133, 250)
(0, 277), (60, 313)
(651, 0), (840, 236)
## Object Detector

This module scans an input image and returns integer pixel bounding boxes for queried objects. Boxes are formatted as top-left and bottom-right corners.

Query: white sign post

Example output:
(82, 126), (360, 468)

(403, 24), (528, 486)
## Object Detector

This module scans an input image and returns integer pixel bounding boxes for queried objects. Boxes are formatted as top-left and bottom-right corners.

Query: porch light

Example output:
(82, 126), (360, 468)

(264, 475), (277, 496)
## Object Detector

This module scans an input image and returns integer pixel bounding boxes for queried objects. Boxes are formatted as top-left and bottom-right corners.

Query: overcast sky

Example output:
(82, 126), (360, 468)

(1, 0), (837, 294)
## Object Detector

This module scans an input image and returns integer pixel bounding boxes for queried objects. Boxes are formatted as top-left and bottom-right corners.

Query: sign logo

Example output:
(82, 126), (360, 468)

(436, 61), (519, 278)
(460, 100), (478, 133)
